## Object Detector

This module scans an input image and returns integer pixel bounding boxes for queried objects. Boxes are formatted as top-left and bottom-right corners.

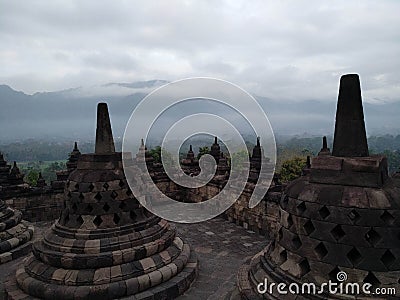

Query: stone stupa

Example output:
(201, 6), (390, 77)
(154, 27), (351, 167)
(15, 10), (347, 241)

(5, 103), (197, 299)
(0, 199), (34, 265)
(51, 142), (81, 191)
(237, 74), (400, 299)
(0, 154), (34, 265)
(180, 145), (200, 177)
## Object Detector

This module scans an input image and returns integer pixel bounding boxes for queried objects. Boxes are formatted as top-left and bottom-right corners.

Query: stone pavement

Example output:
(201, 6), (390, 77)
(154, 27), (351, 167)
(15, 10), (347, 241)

(0, 221), (52, 300)
(0, 221), (53, 300)
(175, 217), (267, 299)
(0, 217), (268, 300)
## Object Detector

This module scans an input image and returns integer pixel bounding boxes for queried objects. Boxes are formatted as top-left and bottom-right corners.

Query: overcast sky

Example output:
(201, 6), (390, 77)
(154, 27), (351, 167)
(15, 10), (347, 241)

(0, 0), (399, 103)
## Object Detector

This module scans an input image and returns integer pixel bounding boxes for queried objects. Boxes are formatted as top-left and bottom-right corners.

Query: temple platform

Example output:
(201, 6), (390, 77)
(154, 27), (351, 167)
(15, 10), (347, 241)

(0, 217), (268, 300)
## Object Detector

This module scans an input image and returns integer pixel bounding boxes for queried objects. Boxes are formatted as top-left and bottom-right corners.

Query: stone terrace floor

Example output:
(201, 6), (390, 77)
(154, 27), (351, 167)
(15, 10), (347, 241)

(0, 217), (268, 300)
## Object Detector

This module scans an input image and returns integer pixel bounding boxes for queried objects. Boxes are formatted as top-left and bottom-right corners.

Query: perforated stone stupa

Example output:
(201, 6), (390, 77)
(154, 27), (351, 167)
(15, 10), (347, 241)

(51, 142), (81, 191)
(5, 103), (197, 299)
(0, 154), (34, 265)
(237, 74), (400, 299)
(0, 156), (27, 198)
(0, 199), (34, 265)
(180, 145), (200, 177)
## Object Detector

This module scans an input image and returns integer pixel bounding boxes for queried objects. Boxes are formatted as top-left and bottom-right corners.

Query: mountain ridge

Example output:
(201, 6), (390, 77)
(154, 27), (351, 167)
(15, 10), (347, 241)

(0, 82), (399, 142)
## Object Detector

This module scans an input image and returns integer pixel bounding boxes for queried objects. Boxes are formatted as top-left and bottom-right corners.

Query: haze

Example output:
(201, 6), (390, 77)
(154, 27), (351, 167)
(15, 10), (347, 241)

(0, 1), (399, 141)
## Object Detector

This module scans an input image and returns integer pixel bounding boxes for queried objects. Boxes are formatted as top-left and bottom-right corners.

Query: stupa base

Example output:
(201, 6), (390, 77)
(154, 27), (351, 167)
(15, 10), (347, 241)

(5, 250), (197, 300)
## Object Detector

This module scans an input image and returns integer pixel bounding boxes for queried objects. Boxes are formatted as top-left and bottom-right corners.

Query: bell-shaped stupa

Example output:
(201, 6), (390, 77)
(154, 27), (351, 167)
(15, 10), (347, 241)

(5, 103), (197, 299)
(237, 74), (400, 299)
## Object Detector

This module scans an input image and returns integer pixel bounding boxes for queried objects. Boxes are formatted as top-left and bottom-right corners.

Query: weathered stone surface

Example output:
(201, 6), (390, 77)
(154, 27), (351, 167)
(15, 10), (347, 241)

(0, 192), (34, 264)
(5, 103), (197, 300)
(237, 74), (400, 299)
(332, 74), (369, 157)
(95, 103), (115, 154)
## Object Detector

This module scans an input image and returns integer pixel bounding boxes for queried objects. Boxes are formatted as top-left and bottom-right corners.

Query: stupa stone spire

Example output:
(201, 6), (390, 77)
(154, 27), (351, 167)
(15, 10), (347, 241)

(8, 161), (24, 185)
(180, 145), (200, 176)
(36, 172), (46, 188)
(95, 102), (115, 154)
(332, 74), (369, 157)
(318, 136), (331, 156)
(210, 136), (221, 164)
(0, 153), (11, 186)
(187, 145), (194, 159)
(250, 137), (262, 170)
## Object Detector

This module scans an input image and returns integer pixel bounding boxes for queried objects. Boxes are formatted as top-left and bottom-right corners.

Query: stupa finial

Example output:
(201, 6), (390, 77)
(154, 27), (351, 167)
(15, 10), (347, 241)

(95, 103), (115, 154)
(332, 74), (369, 157)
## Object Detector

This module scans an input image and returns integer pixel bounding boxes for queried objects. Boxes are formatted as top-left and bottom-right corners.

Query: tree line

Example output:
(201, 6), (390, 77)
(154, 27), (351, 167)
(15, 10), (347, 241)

(1, 135), (399, 185)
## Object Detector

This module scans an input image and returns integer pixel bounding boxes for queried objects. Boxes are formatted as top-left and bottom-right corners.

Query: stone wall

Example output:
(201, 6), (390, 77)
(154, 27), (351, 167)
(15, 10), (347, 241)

(155, 176), (282, 237)
(4, 188), (64, 222)
(223, 187), (281, 238)
(1, 168), (282, 236)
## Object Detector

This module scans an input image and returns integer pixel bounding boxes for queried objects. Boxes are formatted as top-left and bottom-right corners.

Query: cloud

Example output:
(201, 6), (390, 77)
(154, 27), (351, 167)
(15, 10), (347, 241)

(0, 0), (399, 104)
